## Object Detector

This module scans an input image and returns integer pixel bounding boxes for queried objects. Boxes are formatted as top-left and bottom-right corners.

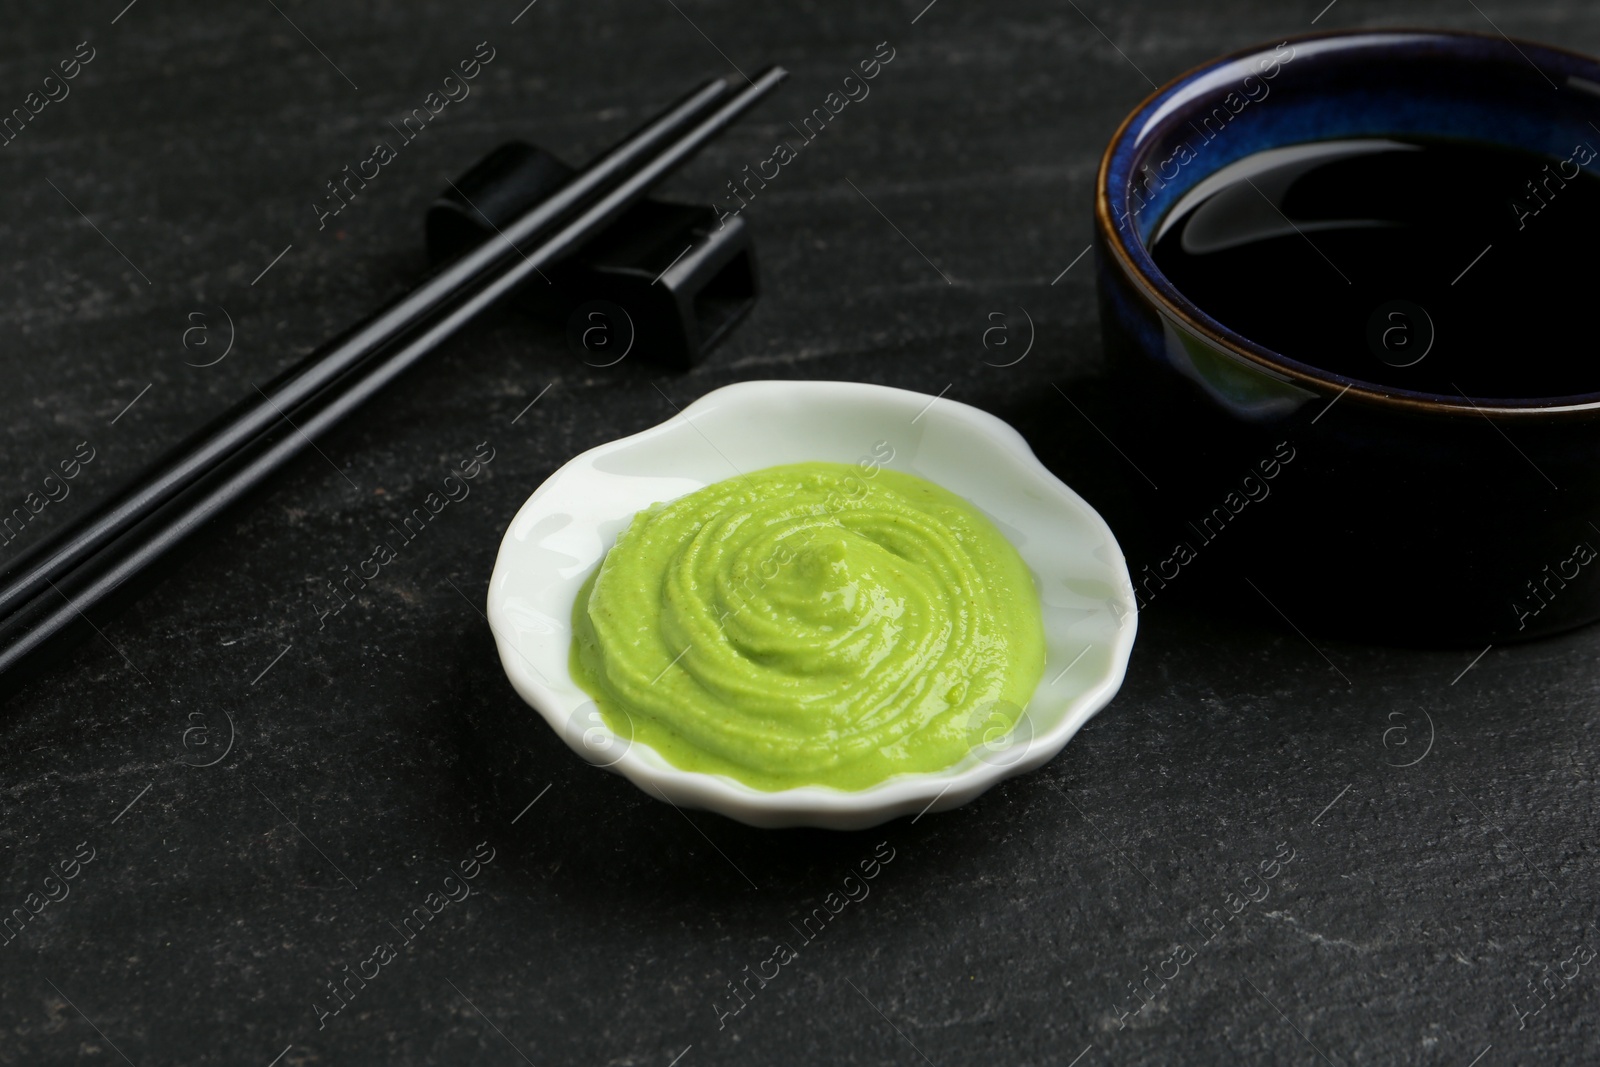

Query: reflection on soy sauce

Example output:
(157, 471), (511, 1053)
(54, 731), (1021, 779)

(1150, 136), (1600, 398)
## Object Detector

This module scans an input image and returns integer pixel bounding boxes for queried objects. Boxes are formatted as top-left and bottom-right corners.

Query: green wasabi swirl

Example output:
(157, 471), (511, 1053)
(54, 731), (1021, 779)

(570, 461), (1046, 791)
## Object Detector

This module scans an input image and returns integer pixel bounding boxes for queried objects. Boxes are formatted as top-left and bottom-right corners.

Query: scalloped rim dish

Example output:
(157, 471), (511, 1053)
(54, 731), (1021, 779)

(486, 380), (1137, 829)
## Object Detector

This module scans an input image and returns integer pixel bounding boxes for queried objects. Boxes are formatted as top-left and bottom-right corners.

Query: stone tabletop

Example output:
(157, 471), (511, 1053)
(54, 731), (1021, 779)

(1, 0), (1596, 1063)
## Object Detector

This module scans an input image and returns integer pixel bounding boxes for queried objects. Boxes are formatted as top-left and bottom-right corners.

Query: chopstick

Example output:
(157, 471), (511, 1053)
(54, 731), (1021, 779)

(0, 65), (788, 687)
(0, 73), (736, 630)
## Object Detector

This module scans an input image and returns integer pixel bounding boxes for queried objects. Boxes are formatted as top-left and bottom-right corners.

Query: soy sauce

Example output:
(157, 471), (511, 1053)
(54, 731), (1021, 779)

(1148, 137), (1600, 398)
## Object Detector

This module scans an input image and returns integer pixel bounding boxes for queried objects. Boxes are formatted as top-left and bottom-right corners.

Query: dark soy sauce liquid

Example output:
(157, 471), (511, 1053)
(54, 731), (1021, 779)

(1149, 137), (1600, 398)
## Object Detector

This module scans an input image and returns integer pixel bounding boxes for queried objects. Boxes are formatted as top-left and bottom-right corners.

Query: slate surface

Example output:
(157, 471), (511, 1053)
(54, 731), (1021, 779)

(1, 1), (1597, 1064)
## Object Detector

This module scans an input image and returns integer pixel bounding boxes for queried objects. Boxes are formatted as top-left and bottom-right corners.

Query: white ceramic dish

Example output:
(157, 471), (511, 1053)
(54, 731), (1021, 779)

(486, 380), (1137, 830)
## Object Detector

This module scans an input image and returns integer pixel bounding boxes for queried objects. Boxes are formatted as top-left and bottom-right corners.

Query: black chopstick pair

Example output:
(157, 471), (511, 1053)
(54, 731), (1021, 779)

(0, 65), (788, 691)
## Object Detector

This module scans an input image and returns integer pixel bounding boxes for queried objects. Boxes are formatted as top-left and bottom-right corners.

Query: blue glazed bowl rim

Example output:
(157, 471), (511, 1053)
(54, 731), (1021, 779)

(1095, 28), (1600, 419)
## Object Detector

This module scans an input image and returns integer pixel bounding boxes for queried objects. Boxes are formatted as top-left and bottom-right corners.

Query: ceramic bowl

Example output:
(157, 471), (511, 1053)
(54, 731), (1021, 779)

(1094, 30), (1600, 644)
(486, 380), (1137, 830)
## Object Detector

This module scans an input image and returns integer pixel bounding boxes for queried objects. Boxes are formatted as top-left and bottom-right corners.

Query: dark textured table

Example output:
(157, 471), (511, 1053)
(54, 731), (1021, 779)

(3, 1), (1597, 1064)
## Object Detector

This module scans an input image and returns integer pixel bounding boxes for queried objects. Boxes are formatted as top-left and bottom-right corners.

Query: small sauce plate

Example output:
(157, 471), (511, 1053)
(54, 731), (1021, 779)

(487, 380), (1137, 829)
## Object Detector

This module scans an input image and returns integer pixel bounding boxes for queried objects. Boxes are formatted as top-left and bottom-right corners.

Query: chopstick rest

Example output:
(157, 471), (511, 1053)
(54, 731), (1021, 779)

(427, 141), (758, 369)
